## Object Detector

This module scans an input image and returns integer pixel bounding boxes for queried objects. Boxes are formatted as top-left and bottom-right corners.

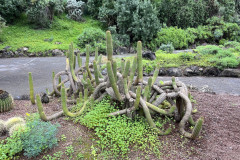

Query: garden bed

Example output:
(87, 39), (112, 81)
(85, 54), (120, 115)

(1, 91), (239, 159)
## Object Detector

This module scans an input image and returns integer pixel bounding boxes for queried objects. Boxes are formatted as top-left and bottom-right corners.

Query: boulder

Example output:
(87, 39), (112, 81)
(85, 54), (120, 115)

(52, 49), (64, 56)
(183, 66), (201, 76)
(203, 67), (220, 76)
(167, 68), (182, 77)
(142, 51), (156, 61)
(115, 46), (129, 55)
(158, 68), (167, 76)
(220, 69), (240, 78)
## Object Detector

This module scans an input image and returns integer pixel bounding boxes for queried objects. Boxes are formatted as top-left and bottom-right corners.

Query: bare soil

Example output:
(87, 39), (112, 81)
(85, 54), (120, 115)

(0, 91), (240, 160)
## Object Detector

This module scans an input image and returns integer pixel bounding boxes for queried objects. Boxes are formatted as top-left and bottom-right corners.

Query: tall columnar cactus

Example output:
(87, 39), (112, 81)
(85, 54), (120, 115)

(136, 41), (143, 84)
(0, 90), (14, 113)
(106, 31), (113, 62)
(29, 72), (35, 104)
(41, 30), (203, 139)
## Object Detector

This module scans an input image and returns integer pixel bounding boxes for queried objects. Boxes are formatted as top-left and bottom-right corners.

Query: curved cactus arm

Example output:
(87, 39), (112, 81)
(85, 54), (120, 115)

(108, 106), (135, 117)
(139, 97), (156, 128)
(29, 72), (35, 104)
(172, 77), (179, 91)
(36, 94), (48, 121)
(188, 115), (196, 126)
(152, 63), (160, 86)
(146, 102), (176, 115)
(36, 94), (64, 121)
(85, 45), (93, 80)
(128, 56), (137, 88)
(191, 117), (204, 139)
(106, 31), (113, 62)
(178, 92), (203, 139)
(93, 60), (100, 85)
(153, 93), (167, 106)
(106, 61), (122, 101)
(62, 87), (88, 118)
(97, 54), (102, 65)
(136, 41), (143, 84)
(77, 53), (82, 68)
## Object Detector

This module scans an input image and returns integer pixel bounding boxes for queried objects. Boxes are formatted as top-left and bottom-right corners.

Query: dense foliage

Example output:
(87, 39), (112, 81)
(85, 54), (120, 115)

(0, 115), (59, 159)
(66, 0), (84, 21)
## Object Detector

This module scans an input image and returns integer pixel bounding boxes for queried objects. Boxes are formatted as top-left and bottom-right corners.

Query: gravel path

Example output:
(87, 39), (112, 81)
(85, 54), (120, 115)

(0, 57), (240, 97)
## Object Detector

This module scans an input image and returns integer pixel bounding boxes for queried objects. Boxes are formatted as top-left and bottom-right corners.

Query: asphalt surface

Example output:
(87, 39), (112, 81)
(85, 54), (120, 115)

(0, 57), (240, 97)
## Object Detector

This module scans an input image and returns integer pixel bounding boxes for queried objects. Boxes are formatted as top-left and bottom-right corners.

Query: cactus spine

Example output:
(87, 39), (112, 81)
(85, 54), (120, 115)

(29, 72), (35, 104)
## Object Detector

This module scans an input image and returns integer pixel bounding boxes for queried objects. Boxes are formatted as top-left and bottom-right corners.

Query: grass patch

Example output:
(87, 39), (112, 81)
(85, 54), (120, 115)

(0, 15), (103, 53)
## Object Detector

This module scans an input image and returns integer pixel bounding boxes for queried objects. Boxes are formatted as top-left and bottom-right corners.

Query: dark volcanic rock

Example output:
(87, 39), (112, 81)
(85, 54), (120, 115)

(220, 69), (240, 77)
(142, 51), (156, 60)
(203, 67), (220, 76)
(167, 68), (182, 77)
(41, 93), (49, 104)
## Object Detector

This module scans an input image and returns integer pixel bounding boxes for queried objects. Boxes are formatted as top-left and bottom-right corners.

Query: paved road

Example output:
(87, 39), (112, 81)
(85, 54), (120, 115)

(0, 57), (240, 97)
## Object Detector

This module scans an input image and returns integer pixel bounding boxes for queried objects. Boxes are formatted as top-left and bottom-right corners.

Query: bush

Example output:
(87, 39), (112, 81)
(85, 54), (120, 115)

(21, 118), (59, 158)
(87, 0), (103, 18)
(0, 0), (25, 23)
(66, 0), (85, 21)
(150, 27), (193, 50)
(98, 0), (116, 27)
(159, 43), (174, 53)
(196, 45), (222, 55)
(224, 41), (240, 48)
(0, 15), (5, 41)
(26, 0), (64, 28)
(114, 0), (160, 44)
(77, 27), (106, 52)
(156, 0), (207, 28)
(209, 49), (239, 69)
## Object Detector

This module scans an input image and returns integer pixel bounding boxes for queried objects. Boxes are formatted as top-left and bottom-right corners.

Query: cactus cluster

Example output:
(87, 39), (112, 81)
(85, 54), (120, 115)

(36, 31), (203, 139)
(0, 90), (14, 113)
(0, 117), (26, 136)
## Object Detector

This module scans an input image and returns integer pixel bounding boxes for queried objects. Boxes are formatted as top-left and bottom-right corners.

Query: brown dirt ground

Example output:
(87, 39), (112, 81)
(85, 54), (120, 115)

(0, 91), (240, 160)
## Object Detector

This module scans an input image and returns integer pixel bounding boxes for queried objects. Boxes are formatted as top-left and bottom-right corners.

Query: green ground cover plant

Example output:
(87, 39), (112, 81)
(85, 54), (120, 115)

(70, 97), (172, 159)
(0, 114), (60, 159)
(0, 15), (102, 52)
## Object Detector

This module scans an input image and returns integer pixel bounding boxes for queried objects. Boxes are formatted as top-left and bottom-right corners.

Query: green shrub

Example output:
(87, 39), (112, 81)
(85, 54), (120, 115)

(209, 49), (239, 69)
(156, 0), (207, 28)
(26, 0), (64, 28)
(224, 41), (240, 48)
(196, 45), (222, 55)
(87, 0), (103, 18)
(0, 0), (25, 23)
(21, 118), (59, 158)
(0, 130), (23, 160)
(114, 0), (160, 44)
(159, 43), (174, 53)
(77, 27), (106, 52)
(150, 27), (192, 50)
(98, 0), (116, 27)
(0, 15), (5, 41)
(66, 0), (85, 21)
(179, 53), (195, 61)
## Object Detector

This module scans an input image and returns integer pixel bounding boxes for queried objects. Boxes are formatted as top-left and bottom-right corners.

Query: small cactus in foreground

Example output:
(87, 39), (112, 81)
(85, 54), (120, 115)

(9, 123), (26, 136)
(0, 89), (14, 113)
(5, 117), (25, 130)
(0, 120), (6, 136)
